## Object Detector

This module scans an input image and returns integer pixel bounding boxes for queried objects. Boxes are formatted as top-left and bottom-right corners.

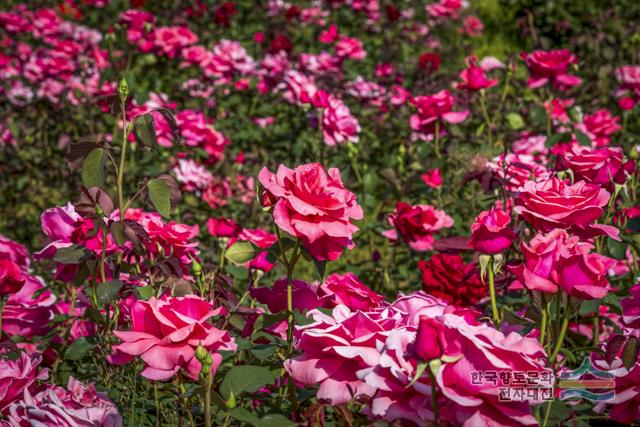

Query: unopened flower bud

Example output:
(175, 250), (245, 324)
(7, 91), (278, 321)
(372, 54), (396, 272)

(195, 345), (208, 361)
(117, 79), (128, 102)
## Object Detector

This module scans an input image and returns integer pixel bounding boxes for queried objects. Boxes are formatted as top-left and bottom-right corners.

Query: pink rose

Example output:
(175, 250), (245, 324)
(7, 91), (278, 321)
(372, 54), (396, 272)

(173, 158), (213, 192)
(514, 177), (619, 239)
(0, 352), (47, 414)
(434, 314), (549, 426)
(410, 90), (469, 140)
(554, 246), (616, 300)
(522, 49), (582, 90)
(509, 229), (615, 299)
(3, 377), (122, 427)
(313, 91), (361, 146)
(284, 305), (390, 405)
(258, 163), (363, 261)
(206, 217), (241, 238)
(469, 205), (515, 254)
(426, 0), (463, 19)
(319, 272), (385, 311)
(335, 36), (366, 60)
(581, 109), (621, 147)
(109, 295), (235, 380)
(421, 168), (442, 189)
(615, 65), (640, 110)
(152, 26), (198, 59)
(557, 145), (626, 187)
(3, 274), (56, 338)
(509, 229), (579, 294)
(487, 153), (550, 192)
(383, 202), (453, 251)
(457, 58), (497, 91)
(0, 235), (30, 270)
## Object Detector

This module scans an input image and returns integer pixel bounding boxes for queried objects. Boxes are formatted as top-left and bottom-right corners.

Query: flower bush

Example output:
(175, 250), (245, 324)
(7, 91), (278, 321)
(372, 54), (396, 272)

(0, 1), (639, 426)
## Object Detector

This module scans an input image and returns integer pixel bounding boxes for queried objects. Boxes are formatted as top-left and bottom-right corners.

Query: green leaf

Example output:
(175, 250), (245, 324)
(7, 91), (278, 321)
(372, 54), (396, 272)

(54, 245), (92, 264)
(109, 221), (126, 246)
(622, 336), (639, 370)
(545, 133), (565, 148)
(136, 286), (155, 300)
(147, 178), (171, 218)
(229, 408), (260, 426)
(257, 414), (296, 427)
(506, 112), (524, 130)
(81, 148), (107, 188)
(64, 337), (96, 361)
(219, 365), (278, 399)
(574, 130), (592, 146)
(96, 280), (125, 306)
(607, 237), (628, 260)
(66, 140), (99, 171)
(225, 241), (260, 265)
(133, 113), (157, 147)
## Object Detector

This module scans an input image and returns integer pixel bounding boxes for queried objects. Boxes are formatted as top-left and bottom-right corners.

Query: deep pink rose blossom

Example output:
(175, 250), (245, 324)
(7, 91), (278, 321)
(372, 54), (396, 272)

(557, 145), (626, 187)
(3, 377), (122, 427)
(469, 206), (515, 254)
(0, 353), (47, 414)
(509, 229), (615, 299)
(522, 49), (582, 90)
(457, 58), (497, 91)
(109, 295), (236, 381)
(514, 177), (619, 240)
(410, 90), (469, 140)
(319, 272), (385, 311)
(258, 163), (363, 261)
(383, 202), (453, 251)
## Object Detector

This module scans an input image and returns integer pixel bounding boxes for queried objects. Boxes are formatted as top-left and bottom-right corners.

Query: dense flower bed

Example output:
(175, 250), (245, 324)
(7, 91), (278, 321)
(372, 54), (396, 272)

(0, 0), (639, 426)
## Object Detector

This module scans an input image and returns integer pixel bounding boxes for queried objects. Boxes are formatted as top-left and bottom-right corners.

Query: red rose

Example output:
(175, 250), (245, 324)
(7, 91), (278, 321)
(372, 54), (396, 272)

(418, 52), (441, 72)
(418, 254), (486, 307)
(258, 163), (363, 261)
(469, 206), (515, 254)
(383, 202), (453, 251)
(0, 259), (24, 296)
(514, 177), (619, 239)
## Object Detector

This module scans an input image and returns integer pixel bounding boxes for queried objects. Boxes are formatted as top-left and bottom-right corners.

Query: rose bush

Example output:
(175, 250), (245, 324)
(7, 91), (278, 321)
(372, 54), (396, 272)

(0, 1), (638, 425)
